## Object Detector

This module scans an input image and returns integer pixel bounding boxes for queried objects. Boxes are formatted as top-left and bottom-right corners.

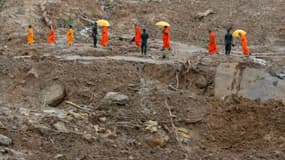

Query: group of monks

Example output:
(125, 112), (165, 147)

(27, 24), (250, 56)
(26, 23), (171, 53)
(28, 25), (73, 46)
(208, 29), (251, 56)
(132, 24), (170, 51)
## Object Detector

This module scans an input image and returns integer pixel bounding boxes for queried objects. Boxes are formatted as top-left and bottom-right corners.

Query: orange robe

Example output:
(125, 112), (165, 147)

(208, 32), (218, 54)
(101, 26), (108, 47)
(163, 27), (171, 49)
(135, 26), (142, 47)
(27, 28), (35, 45)
(48, 28), (56, 44)
(66, 28), (74, 45)
(240, 34), (250, 55)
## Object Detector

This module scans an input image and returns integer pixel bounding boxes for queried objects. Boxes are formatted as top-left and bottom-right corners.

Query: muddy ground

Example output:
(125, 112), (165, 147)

(0, 52), (284, 160)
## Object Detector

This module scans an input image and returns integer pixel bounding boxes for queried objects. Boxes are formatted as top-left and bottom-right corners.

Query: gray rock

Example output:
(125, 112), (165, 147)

(238, 68), (285, 101)
(53, 122), (68, 132)
(0, 134), (12, 146)
(103, 92), (129, 105)
(44, 84), (66, 107)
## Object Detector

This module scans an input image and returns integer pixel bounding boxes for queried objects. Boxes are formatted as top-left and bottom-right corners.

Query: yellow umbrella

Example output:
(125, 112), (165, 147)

(232, 29), (247, 37)
(155, 21), (170, 27)
(96, 19), (110, 27)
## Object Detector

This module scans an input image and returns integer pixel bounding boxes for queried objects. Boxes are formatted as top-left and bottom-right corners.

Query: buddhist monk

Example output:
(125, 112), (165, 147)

(66, 25), (74, 46)
(48, 25), (56, 44)
(101, 26), (108, 47)
(162, 26), (171, 50)
(27, 25), (35, 45)
(208, 30), (218, 54)
(239, 33), (251, 56)
(134, 24), (142, 47)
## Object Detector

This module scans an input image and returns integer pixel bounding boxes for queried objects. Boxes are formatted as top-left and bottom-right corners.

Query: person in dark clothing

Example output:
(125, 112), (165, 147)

(225, 29), (233, 55)
(141, 29), (149, 56)
(92, 22), (98, 48)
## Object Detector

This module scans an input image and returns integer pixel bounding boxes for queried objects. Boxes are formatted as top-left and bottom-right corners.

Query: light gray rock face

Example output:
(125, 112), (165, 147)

(238, 68), (285, 101)
(214, 63), (285, 101)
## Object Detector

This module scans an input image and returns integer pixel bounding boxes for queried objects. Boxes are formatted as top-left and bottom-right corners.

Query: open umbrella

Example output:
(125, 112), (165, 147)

(155, 21), (170, 27)
(96, 19), (110, 27)
(232, 29), (246, 37)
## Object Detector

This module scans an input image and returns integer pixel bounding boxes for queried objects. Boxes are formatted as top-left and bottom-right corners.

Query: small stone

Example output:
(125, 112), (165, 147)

(54, 154), (65, 159)
(0, 134), (12, 146)
(53, 122), (68, 132)
(99, 117), (107, 122)
(82, 134), (93, 142)
(144, 120), (159, 133)
(128, 155), (134, 160)
(0, 121), (5, 129)
(103, 92), (129, 105)
(145, 135), (166, 147)
(27, 68), (39, 78)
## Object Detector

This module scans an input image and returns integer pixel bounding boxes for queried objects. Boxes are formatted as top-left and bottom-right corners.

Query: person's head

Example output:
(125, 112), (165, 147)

(208, 30), (212, 33)
(49, 25), (52, 29)
(143, 29), (146, 32)
(227, 27), (232, 33)
(28, 25), (32, 28)
(69, 25), (72, 28)
(164, 26), (168, 29)
(94, 22), (97, 26)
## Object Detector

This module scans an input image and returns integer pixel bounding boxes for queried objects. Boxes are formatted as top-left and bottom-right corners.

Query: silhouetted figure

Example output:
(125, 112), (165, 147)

(225, 29), (233, 55)
(92, 23), (98, 48)
(141, 29), (149, 56)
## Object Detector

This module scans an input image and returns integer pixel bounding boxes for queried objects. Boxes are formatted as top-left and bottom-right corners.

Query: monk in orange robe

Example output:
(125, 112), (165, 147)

(162, 26), (171, 50)
(101, 26), (108, 47)
(239, 33), (251, 56)
(208, 30), (218, 54)
(48, 25), (56, 44)
(27, 25), (35, 45)
(66, 25), (74, 46)
(134, 24), (142, 47)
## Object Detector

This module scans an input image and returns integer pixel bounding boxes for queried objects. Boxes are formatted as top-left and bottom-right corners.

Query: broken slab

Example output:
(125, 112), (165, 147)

(214, 63), (239, 98)
(238, 68), (285, 101)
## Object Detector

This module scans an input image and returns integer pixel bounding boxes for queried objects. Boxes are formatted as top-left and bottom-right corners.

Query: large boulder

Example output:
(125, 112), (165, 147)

(238, 68), (285, 101)
(103, 92), (129, 105)
(44, 84), (66, 107)
(214, 63), (239, 98)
